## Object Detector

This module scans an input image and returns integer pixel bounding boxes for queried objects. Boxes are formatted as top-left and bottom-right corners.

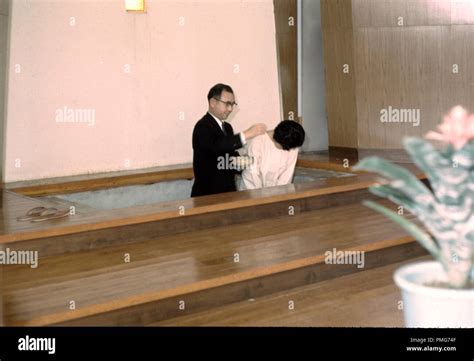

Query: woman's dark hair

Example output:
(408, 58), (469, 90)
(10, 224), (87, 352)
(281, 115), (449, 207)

(273, 120), (305, 151)
(207, 83), (234, 102)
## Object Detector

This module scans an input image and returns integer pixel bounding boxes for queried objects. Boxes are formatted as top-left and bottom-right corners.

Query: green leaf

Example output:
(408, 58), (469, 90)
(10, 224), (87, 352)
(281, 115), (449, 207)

(363, 200), (441, 260)
(353, 156), (433, 199)
(403, 137), (451, 180)
(403, 137), (469, 204)
(369, 185), (417, 210)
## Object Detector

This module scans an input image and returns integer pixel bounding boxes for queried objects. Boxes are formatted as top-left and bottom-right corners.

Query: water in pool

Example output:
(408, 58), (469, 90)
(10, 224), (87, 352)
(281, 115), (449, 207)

(45, 167), (353, 210)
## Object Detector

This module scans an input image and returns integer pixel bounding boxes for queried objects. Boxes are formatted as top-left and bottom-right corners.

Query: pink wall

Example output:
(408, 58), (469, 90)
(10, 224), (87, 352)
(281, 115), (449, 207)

(4, 0), (281, 182)
(0, 0), (9, 182)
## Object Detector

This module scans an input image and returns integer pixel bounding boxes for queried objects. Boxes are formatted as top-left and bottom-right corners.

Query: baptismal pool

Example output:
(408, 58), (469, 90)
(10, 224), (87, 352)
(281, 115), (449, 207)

(42, 167), (354, 210)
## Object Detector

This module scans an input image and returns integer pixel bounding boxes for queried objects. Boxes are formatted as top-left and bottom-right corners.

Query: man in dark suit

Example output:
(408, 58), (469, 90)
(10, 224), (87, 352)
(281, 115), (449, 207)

(191, 84), (267, 197)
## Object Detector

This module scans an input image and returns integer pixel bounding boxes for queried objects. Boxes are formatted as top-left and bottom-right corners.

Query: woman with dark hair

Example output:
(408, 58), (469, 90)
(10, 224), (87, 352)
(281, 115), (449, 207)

(240, 120), (305, 190)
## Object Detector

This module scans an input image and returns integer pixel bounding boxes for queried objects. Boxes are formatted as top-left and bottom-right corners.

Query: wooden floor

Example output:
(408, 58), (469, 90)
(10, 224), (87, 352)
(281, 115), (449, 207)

(155, 257), (429, 327)
(3, 199), (423, 326)
(0, 156), (423, 246)
(0, 152), (427, 326)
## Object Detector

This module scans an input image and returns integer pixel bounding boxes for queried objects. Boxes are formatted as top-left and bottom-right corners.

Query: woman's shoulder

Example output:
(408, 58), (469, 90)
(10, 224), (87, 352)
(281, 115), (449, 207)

(249, 133), (269, 147)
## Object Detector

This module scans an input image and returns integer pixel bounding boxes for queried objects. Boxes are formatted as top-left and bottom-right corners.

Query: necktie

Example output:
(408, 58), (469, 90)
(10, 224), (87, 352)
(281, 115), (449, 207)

(221, 123), (227, 136)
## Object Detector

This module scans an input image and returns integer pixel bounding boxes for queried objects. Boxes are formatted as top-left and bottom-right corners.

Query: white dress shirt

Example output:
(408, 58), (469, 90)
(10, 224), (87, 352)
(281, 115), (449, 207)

(209, 112), (246, 145)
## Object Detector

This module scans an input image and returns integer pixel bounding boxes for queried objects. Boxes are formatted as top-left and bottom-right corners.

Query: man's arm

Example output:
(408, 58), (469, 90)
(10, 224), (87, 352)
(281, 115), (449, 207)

(240, 138), (264, 190)
(194, 123), (243, 154)
(195, 123), (267, 155)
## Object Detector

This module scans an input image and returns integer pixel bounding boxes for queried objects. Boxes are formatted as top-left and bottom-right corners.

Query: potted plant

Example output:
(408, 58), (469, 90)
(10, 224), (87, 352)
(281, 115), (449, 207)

(353, 105), (474, 328)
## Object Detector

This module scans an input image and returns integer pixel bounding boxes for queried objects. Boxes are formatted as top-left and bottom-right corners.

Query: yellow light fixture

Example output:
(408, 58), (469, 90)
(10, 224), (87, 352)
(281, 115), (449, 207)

(125, 0), (145, 13)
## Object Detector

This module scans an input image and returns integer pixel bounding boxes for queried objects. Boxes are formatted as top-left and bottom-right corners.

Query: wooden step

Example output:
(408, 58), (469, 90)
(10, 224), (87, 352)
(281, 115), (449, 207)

(154, 257), (430, 327)
(1, 157), (425, 258)
(2, 183), (382, 258)
(61, 242), (424, 326)
(3, 200), (426, 326)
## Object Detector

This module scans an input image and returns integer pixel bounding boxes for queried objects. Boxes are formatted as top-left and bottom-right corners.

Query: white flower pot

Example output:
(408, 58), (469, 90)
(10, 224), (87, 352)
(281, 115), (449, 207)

(394, 261), (474, 328)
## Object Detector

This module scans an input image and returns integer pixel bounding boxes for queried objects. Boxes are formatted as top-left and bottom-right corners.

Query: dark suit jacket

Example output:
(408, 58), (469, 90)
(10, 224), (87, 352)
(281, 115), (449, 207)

(191, 112), (243, 197)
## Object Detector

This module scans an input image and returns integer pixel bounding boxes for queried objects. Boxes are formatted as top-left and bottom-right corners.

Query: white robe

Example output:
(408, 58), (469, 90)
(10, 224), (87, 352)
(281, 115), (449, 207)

(240, 133), (299, 190)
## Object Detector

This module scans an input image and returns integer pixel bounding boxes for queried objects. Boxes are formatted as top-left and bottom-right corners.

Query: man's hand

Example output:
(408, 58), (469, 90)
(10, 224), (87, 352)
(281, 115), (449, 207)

(243, 123), (267, 140)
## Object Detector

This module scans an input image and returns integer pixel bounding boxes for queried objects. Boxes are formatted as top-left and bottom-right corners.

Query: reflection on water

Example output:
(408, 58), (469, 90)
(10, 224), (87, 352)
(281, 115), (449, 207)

(293, 167), (353, 183)
(293, 175), (317, 183)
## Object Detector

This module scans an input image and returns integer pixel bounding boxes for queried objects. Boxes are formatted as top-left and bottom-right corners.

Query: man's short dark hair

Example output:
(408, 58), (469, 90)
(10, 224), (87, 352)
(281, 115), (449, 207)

(273, 120), (305, 151)
(207, 83), (234, 102)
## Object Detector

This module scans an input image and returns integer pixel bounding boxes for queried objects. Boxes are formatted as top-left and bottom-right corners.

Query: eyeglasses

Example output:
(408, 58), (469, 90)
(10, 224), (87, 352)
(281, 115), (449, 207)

(214, 97), (238, 108)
